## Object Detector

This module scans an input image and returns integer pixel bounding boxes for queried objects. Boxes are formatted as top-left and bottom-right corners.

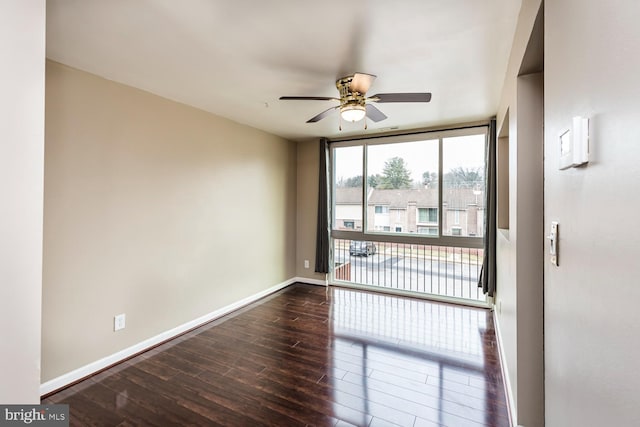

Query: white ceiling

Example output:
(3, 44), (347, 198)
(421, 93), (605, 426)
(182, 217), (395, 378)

(46, 0), (521, 142)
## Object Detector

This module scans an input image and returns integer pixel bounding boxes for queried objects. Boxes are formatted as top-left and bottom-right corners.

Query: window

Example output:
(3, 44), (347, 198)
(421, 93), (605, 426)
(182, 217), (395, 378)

(330, 127), (487, 300)
(366, 138), (439, 234)
(442, 133), (486, 237)
(331, 126), (486, 243)
(418, 226), (438, 235)
(375, 205), (389, 214)
(333, 146), (363, 231)
(418, 207), (438, 223)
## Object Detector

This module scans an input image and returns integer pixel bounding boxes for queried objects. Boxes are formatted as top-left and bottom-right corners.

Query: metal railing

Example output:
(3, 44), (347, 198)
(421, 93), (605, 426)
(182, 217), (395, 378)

(333, 239), (486, 304)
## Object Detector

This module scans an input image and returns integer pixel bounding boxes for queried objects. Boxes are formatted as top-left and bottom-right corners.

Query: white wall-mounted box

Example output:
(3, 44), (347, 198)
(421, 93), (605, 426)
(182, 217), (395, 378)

(559, 116), (589, 170)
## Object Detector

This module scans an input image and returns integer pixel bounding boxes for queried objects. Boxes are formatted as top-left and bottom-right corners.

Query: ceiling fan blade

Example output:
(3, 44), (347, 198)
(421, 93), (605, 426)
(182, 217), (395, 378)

(307, 106), (340, 123)
(365, 104), (387, 122)
(279, 96), (339, 101)
(350, 73), (377, 94)
(370, 93), (432, 103)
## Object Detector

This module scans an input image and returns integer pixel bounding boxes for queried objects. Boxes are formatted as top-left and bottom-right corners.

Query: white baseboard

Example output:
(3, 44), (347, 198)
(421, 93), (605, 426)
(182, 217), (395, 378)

(40, 278), (297, 396)
(493, 307), (517, 426)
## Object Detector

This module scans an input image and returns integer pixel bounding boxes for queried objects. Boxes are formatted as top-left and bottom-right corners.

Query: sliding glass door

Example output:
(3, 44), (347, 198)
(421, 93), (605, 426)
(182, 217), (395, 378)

(331, 126), (488, 305)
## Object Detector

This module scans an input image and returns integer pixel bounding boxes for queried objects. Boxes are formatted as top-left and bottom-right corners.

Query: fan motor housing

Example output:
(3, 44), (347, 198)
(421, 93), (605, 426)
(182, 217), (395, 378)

(336, 75), (366, 109)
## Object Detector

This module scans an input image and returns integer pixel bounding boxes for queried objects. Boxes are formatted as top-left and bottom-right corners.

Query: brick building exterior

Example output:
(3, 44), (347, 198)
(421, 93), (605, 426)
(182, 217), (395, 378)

(334, 187), (484, 237)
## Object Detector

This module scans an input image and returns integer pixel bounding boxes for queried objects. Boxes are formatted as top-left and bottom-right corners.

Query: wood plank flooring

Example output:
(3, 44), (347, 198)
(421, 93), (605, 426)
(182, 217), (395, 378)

(42, 284), (510, 427)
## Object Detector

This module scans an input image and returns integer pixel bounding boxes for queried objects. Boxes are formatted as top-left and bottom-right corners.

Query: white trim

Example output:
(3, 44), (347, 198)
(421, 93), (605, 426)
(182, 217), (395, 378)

(331, 281), (490, 308)
(293, 276), (328, 287)
(40, 278), (297, 396)
(493, 307), (517, 426)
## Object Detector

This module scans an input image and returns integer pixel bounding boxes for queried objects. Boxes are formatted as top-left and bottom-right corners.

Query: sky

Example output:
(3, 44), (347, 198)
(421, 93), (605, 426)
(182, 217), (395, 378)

(334, 134), (485, 183)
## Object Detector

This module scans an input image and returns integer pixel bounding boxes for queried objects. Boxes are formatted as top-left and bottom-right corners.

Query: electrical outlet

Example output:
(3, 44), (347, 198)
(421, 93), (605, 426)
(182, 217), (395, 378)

(114, 313), (126, 331)
(304, 260), (310, 269)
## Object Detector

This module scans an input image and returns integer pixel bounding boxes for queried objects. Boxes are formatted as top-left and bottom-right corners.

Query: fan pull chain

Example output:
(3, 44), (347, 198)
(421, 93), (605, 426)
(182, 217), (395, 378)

(339, 114), (342, 131)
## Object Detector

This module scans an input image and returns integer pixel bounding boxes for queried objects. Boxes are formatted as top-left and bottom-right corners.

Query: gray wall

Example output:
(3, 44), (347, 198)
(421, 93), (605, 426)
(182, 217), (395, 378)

(494, 1), (545, 425)
(544, 0), (640, 425)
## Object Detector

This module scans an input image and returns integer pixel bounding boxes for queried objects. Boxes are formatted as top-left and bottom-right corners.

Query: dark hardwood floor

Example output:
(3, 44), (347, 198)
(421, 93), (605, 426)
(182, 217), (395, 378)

(42, 284), (510, 427)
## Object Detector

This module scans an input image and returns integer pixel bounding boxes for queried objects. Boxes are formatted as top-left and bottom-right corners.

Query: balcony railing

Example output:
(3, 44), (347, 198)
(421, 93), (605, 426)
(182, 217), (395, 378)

(333, 239), (486, 304)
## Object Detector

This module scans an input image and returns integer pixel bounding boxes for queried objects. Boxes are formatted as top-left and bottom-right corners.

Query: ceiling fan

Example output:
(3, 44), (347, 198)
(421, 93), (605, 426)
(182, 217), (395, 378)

(279, 73), (431, 129)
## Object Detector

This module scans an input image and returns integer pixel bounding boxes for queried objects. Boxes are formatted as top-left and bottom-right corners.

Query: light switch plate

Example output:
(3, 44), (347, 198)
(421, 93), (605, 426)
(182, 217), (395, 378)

(549, 222), (559, 266)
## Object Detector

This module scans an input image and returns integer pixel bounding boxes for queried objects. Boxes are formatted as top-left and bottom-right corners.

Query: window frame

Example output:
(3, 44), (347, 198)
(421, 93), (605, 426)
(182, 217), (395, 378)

(330, 125), (487, 249)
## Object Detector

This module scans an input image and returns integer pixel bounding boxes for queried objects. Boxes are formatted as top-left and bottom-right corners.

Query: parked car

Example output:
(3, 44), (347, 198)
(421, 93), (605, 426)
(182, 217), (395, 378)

(349, 241), (377, 256)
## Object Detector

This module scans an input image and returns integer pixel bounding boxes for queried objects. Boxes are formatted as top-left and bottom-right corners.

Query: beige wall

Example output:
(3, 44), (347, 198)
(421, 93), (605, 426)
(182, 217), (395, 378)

(494, 1), (544, 425)
(0, 0), (46, 403)
(296, 140), (327, 282)
(42, 62), (297, 382)
(544, 1), (640, 425)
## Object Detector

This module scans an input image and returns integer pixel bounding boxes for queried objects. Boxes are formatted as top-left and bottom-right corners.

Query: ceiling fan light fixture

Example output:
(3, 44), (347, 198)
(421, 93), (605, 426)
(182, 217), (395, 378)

(279, 72), (431, 127)
(340, 104), (366, 122)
